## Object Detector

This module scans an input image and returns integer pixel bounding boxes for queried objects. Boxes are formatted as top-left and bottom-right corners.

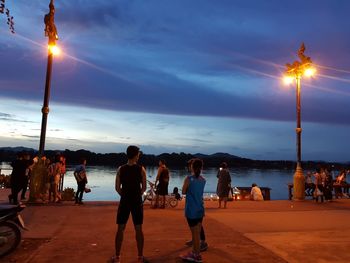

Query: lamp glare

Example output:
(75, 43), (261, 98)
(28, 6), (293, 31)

(283, 76), (294, 85)
(304, 67), (316, 77)
(48, 45), (61, 56)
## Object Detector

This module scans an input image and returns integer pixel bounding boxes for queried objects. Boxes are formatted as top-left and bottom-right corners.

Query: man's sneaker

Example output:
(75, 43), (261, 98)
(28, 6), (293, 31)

(200, 241), (208, 252)
(185, 240), (208, 252)
(111, 255), (121, 263)
(185, 240), (192, 247)
(137, 256), (149, 263)
(180, 251), (202, 263)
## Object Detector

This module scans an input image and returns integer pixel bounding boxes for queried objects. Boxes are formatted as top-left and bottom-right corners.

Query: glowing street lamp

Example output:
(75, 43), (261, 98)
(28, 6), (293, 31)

(38, 0), (59, 156)
(284, 43), (315, 201)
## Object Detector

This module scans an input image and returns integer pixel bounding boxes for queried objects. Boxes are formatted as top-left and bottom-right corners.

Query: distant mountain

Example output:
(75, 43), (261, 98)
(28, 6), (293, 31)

(0, 147), (346, 170)
(0, 146), (37, 153)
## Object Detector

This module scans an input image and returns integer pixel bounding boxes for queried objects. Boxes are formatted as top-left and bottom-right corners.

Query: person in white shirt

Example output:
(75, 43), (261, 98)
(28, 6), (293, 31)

(250, 183), (264, 201)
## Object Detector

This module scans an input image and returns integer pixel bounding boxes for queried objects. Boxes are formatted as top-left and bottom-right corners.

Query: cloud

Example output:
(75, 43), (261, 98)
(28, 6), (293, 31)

(0, 112), (36, 123)
(2, 0), (350, 128)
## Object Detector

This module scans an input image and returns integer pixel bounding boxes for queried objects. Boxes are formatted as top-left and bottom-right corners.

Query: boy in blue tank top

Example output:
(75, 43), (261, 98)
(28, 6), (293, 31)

(180, 158), (206, 263)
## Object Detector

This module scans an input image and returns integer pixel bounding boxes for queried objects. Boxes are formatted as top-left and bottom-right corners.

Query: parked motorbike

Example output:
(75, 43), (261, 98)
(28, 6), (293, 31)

(0, 204), (26, 257)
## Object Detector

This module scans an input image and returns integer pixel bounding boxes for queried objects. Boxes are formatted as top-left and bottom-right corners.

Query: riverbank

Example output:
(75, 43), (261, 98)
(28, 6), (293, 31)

(1, 188), (350, 263)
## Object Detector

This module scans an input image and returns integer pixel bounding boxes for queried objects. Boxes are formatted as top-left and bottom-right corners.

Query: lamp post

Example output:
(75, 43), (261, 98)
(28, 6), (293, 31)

(284, 43), (315, 201)
(39, 0), (59, 156)
(29, 0), (59, 203)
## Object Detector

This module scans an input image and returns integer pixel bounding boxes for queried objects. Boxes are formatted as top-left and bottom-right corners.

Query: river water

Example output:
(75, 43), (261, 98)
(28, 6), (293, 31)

(0, 163), (295, 200)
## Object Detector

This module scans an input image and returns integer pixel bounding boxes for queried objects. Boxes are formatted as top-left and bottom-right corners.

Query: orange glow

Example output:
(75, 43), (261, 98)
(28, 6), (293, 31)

(48, 45), (61, 56)
(283, 75), (294, 85)
(304, 67), (316, 77)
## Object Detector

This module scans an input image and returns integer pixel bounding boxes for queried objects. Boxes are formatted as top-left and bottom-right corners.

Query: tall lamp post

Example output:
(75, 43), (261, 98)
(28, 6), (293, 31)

(39, 0), (59, 156)
(29, 0), (59, 202)
(284, 43), (315, 200)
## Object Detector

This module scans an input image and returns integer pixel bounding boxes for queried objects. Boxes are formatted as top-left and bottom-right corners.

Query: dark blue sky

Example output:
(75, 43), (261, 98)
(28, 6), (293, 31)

(0, 0), (350, 161)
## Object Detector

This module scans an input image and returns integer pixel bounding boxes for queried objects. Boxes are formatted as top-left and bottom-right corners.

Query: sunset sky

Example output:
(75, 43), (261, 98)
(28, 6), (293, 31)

(1, 0), (350, 162)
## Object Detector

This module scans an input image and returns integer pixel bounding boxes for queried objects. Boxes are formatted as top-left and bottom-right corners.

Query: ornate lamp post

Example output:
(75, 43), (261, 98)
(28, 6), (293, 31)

(284, 43), (315, 200)
(29, 0), (59, 202)
(39, 0), (59, 156)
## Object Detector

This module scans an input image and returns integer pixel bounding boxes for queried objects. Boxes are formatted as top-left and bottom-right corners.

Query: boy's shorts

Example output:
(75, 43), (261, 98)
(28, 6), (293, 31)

(186, 217), (203, 227)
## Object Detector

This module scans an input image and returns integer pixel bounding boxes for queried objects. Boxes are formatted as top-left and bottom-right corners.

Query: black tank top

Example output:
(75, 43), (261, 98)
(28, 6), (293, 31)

(119, 164), (142, 202)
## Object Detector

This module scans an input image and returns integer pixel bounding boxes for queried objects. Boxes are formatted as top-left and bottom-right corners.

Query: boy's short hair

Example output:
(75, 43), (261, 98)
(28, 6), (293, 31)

(126, 145), (140, 159)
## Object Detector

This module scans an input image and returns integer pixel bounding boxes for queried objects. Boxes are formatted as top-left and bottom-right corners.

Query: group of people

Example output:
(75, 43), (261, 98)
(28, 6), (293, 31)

(112, 145), (266, 263)
(8, 152), (67, 204)
(305, 166), (349, 202)
(112, 145), (207, 263)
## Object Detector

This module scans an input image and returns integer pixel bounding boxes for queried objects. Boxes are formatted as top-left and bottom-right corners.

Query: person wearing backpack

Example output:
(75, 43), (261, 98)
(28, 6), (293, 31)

(74, 158), (88, 205)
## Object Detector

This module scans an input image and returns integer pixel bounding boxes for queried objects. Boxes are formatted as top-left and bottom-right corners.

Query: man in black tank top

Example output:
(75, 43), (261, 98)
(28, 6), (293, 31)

(113, 146), (147, 263)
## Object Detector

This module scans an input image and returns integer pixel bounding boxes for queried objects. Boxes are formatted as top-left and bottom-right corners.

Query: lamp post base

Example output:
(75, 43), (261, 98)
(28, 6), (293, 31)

(28, 159), (48, 203)
(293, 163), (305, 201)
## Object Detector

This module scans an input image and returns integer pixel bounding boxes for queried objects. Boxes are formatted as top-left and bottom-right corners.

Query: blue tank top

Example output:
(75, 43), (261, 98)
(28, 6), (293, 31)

(185, 175), (206, 219)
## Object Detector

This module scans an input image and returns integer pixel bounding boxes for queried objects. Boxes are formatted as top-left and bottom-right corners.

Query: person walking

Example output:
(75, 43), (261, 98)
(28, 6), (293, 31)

(113, 146), (147, 263)
(74, 158), (88, 205)
(153, 159), (170, 208)
(216, 162), (232, 208)
(180, 158), (206, 263)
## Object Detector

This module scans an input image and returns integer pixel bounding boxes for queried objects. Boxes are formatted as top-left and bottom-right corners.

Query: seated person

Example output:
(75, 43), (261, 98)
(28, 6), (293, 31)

(172, 187), (181, 200)
(250, 183), (264, 201)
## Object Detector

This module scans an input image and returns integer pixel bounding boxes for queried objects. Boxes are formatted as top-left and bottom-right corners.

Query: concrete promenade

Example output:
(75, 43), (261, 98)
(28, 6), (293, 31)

(1, 189), (349, 263)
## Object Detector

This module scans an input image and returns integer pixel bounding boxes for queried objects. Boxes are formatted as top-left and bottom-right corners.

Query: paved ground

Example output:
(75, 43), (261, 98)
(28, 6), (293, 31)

(1, 189), (349, 263)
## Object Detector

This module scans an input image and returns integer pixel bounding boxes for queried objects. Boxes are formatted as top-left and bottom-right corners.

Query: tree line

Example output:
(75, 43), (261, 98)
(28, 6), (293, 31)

(0, 147), (347, 170)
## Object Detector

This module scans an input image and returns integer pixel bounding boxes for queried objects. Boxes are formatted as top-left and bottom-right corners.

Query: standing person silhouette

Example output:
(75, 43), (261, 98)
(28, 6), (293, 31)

(216, 162), (232, 208)
(180, 158), (206, 263)
(113, 146), (147, 263)
(154, 159), (170, 208)
(74, 158), (88, 205)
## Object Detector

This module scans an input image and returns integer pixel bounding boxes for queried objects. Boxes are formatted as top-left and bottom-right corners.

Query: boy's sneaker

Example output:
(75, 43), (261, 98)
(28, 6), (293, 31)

(185, 240), (208, 252)
(180, 251), (202, 263)
(137, 256), (149, 263)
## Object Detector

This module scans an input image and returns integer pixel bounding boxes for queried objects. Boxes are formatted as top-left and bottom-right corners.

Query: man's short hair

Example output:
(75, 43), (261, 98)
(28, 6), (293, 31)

(126, 145), (140, 159)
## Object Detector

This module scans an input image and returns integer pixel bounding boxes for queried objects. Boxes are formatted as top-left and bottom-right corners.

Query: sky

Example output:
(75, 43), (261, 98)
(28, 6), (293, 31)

(0, 0), (350, 162)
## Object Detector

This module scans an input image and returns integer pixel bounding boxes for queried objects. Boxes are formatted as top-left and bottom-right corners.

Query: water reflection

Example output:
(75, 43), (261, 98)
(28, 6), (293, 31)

(62, 166), (294, 201)
(1, 162), (295, 201)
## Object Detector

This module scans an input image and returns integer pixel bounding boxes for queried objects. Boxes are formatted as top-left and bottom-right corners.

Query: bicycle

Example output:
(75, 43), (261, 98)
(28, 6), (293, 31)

(143, 180), (178, 208)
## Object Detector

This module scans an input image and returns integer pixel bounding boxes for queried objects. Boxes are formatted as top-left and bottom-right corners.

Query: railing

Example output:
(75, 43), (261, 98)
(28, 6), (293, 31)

(288, 183), (349, 200)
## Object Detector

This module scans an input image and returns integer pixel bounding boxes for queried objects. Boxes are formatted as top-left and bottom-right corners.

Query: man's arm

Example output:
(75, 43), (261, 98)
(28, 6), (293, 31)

(155, 167), (161, 186)
(141, 166), (147, 195)
(115, 167), (122, 196)
(182, 177), (189, 195)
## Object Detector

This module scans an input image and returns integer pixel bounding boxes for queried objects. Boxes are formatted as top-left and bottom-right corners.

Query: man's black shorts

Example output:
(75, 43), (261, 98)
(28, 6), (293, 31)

(186, 217), (203, 227)
(117, 200), (143, 225)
